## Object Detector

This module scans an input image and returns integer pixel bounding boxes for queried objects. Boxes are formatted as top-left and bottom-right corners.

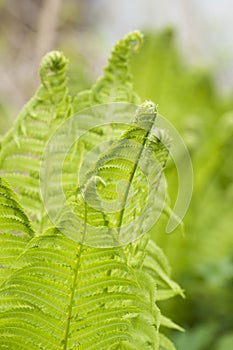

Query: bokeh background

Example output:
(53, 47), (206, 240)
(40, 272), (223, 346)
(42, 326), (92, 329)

(0, 1), (233, 349)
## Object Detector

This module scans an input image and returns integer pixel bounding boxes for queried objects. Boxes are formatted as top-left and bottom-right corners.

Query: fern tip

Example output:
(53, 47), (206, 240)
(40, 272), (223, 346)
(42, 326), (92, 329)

(39, 50), (69, 83)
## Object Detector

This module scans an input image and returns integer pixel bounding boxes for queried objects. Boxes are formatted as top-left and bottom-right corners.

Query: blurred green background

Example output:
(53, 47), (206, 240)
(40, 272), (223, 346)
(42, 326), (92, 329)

(0, 1), (232, 349)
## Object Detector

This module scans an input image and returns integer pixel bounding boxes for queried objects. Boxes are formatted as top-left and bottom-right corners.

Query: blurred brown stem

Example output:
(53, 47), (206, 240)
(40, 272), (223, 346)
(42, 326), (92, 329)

(36, 0), (62, 63)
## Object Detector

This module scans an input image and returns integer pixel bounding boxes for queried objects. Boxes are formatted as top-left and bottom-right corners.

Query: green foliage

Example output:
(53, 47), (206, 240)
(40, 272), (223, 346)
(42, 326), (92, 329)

(73, 30), (142, 112)
(131, 28), (233, 348)
(215, 332), (233, 350)
(0, 177), (34, 285)
(0, 51), (73, 232)
(0, 31), (182, 349)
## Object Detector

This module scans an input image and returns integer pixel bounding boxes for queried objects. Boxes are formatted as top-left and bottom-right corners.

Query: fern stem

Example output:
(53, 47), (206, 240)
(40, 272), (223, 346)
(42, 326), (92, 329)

(62, 203), (87, 349)
(62, 245), (82, 349)
(117, 107), (157, 236)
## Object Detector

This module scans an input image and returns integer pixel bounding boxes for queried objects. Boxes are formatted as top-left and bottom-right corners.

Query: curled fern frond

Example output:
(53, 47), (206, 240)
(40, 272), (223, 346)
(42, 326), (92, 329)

(65, 32), (144, 204)
(92, 30), (143, 104)
(0, 51), (72, 231)
(73, 31), (143, 112)
(64, 101), (169, 246)
(51, 32), (145, 220)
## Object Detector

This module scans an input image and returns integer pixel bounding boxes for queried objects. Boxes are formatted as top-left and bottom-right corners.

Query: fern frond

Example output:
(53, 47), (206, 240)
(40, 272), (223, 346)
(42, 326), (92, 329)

(64, 101), (169, 246)
(73, 31), (143, 112)
(159, 334), (177, 350)
(160, 315), (184, 332)
(143, 239), (184, 297)
(0, 230), (163, 350)
(64, 31), (144, 208)
(65, 31), (143, 194)
(0, 31), (182, 350)
(0, 229), (182, 349)
(0, 177), (34, 285)
(43, 32), (144, 224)
(0, 51), (72, 232)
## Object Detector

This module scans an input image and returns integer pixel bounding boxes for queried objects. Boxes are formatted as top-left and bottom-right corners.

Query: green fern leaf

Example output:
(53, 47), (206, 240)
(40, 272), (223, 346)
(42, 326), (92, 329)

(0, 177), (34, 285)
(62, 101), (170, 247)
(0, 230), (162, 349)
(61, 31), (144, 206)
(73, 31), (143, 112)
(0, 228), (181, 349)
(41, 32), (144, 225)
(159, 334), (177, 350)
(0, 51), (72, 232)
(143, 240), (184, 297)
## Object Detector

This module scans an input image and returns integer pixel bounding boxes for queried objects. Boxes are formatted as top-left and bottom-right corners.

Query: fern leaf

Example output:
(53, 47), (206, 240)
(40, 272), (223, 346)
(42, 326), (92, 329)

(159, 334), (177, 350)
(143, 239), (184, 297)
(0, 51), (72, 232)
(42, 33), (144, 227)
(65, 101), (169, 247)
(61, 31), (144, 206)
(73, 31), (143, 112)
(0, 177), (34, 285)
(160, 315), (184, 332)
(0, 229), (182, 349)
(0, 231), (162, 349)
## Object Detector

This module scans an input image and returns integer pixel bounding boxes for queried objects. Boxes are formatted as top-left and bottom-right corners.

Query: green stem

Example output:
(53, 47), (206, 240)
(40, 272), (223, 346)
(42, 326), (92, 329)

(117, 114), (156, 236)
(62, 203), (87, 349)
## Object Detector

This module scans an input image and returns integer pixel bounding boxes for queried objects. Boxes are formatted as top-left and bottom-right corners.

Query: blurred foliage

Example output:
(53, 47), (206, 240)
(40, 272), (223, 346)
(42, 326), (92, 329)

(131, 28), (233, 348)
